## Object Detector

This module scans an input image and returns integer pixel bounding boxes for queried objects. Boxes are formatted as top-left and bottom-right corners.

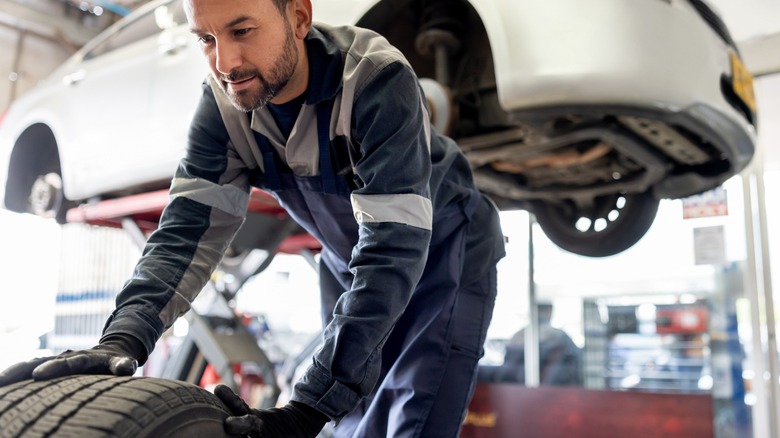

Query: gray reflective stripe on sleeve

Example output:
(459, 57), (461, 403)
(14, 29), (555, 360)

(169, 177), (249, 218)
(351, 193), (432, 230)
(419, 93), (431, 152)
(158, 206), (245, 329)
(158, 292), (192, 330)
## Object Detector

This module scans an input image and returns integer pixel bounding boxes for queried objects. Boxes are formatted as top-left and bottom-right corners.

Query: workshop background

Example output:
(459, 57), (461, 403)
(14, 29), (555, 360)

(1, 1), (780, 437)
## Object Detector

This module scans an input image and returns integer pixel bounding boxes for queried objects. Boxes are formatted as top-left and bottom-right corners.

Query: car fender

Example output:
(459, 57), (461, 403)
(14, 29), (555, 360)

(0, 85), (80, 202)
(320, 0), (747, 118)
(0, 131), (11, 210)
(468, 0), (735, 109)
(468, 0), (756, 176)
(313, 0), (379, 27)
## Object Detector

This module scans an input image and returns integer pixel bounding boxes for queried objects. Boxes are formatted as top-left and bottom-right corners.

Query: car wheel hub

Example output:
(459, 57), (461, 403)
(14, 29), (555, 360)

(29, 172), (63, 218)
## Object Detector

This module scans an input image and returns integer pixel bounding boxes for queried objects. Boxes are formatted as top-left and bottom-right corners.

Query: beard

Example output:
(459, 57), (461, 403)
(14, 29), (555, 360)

(219, 25), (298, 112)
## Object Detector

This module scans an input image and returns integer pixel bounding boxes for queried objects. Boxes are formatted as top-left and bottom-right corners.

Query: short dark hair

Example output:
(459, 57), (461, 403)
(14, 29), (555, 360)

(271, 0), (291, 14)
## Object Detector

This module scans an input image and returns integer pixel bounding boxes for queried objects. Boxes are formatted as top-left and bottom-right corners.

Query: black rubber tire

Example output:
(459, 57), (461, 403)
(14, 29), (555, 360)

(0, 375), (238, 438)
(531, 191), (660, 257)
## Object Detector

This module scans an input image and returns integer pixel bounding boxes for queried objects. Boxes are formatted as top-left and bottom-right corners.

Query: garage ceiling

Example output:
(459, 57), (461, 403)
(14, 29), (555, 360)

(0, 0), (100, 49)
(708, 0), (780, 76)
(2, 0), (778, 75)
(708, 0), (780, 42)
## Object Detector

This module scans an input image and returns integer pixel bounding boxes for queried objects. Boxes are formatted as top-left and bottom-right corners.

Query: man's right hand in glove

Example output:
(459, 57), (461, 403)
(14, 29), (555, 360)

(0, 334), (144, 387)
(215, 384), (330, 438)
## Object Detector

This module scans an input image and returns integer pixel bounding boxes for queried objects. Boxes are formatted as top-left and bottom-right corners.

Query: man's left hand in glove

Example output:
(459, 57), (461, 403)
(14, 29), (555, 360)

(0, 334), (143, 387)
(215, 384), (329, 438)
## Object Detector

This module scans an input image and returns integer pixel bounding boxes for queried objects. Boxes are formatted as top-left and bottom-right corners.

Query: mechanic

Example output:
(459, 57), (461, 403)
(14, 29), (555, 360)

(478, 303), (582, 386)
(0, 0), (505, 436)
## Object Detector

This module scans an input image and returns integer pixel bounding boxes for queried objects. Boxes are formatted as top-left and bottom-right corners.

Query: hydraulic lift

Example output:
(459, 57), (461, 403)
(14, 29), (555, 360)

(66, 187), (322, 408)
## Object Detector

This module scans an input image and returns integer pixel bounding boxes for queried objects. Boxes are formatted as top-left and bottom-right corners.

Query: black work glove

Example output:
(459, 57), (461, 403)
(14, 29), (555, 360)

(0, 334), (143, 387)
(215, 384), (329, 438)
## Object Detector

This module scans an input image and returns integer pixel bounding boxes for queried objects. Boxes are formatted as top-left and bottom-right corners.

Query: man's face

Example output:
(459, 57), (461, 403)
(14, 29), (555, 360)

(185, 0), (300, 112)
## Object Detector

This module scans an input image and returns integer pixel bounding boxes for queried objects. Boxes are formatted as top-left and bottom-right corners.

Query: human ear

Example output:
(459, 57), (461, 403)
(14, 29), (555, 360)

(290, 0), (312, 39)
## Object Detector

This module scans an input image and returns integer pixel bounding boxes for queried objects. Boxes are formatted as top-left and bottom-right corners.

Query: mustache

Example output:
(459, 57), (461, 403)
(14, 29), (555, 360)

(221, 69), (260, 83)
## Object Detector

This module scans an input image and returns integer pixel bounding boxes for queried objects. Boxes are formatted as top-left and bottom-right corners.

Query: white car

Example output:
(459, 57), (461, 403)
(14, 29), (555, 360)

(0, 0), (756, 257)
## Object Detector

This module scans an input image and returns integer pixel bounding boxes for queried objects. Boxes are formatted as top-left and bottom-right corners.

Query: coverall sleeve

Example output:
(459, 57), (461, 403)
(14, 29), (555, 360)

(291, 61), (434, 419)
(101, 83), (252, 359)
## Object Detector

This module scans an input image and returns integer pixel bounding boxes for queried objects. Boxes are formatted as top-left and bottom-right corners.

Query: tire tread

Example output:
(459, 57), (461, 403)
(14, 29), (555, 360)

(0, 375), (233, 438)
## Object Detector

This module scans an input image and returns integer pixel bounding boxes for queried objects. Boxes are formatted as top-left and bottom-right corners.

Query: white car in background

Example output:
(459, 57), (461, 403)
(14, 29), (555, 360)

(0, 0), (757, 257)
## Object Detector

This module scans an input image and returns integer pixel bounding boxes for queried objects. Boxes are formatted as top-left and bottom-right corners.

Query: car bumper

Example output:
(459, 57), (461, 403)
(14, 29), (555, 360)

(474, 0), (756, 196)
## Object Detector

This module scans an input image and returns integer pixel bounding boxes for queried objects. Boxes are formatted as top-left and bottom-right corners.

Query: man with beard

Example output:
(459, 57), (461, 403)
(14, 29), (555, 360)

(0, 0), (505, 436)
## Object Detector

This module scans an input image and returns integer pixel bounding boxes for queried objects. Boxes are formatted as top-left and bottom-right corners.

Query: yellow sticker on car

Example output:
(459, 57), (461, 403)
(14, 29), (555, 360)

(730, 52), (756, 113)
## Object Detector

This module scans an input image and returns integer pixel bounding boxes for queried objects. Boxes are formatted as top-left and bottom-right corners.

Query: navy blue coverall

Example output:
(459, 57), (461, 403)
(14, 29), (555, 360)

(101, 23), (505, 437)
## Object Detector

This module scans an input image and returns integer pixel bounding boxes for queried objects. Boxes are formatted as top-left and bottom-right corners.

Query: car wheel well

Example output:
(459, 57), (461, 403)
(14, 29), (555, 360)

(5, 124), (61, 213)
(356, 0), (498, 124)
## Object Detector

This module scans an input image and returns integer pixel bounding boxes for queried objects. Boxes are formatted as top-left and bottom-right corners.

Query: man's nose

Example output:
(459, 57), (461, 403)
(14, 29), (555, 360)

(215, 41), (242, 75)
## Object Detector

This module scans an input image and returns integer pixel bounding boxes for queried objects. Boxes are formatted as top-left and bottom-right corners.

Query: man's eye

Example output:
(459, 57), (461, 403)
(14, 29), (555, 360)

(198, 35), (214, 44)
(234, 28), (251, 36)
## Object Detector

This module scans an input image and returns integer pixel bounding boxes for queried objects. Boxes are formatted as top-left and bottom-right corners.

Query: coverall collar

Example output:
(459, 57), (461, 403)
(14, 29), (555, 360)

(303, 24), (344, 105)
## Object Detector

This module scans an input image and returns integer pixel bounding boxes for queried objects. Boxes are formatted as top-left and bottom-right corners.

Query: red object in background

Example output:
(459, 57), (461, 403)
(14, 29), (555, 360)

(461, 384), (713, 438)
(199, 363), (222, 389)
(198, 362), (267, 408)
(66, 188), (321, 253)
(655, 306), (709, 334)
